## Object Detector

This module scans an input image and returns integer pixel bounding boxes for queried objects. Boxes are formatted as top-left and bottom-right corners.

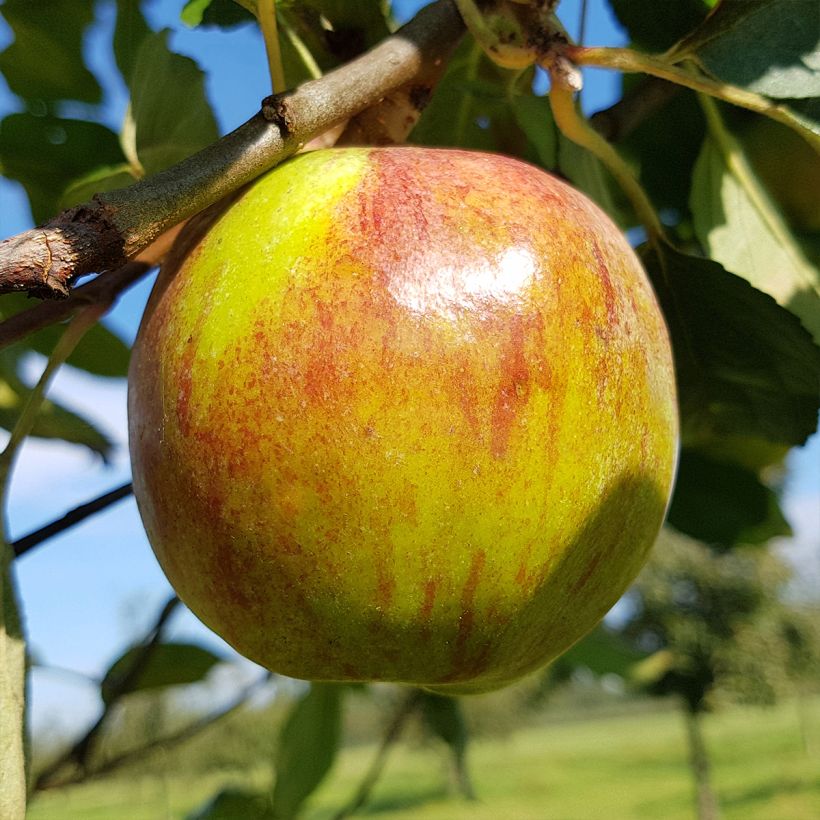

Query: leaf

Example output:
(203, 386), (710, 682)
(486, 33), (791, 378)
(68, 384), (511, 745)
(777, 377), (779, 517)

(667, 448), (791, 548)
(59, 165), (137, 210)
(419, 692), (474, 799)
(511, 93), (557, 168)
(182, 0), (256, 28)
(671, 0), (820, 99)
(0, 545), (26, 820)
(272, 684), (343, 819)
(0, 0), (101, 104)
(642, 244), (820, 447)
(187, 788), (272, 820)
(630, 649), (676, 687)
(608, 0), (711, 51)
(0, 295), (132, 378)
(690, 131), (820, 344)
(0, 351), (113, 458)
(114, 0), (153, 82)
(420, 692), (468, 762)
(127, 31), (220, 176)
(554, 625), (647, 678)
(100, 642), (223, 706)
(412, 41), (527, 156)
(0, 114), (125, 222)
(618, 83), (706, 215)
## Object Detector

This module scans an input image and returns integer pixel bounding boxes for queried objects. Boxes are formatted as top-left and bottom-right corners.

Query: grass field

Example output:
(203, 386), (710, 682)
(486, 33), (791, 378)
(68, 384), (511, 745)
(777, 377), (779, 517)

(28, 697), (820, 820)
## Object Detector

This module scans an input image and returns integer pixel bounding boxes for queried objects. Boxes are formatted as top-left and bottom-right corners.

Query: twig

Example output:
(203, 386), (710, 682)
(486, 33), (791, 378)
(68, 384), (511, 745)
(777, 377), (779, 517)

(589, 76), (680, 142)
(13, 482), (134, 558)
(546, 67), (666, 245)
(35, 673), (272, 791)
(33, 595), (181, 791)
(0, 262), (150, 352)
(259, 0), (286, 94)
(0, 0), (465, 299)
(332, 690), (423, 820)
(336, 27), (460, 147)
(567, 45), (820, 151)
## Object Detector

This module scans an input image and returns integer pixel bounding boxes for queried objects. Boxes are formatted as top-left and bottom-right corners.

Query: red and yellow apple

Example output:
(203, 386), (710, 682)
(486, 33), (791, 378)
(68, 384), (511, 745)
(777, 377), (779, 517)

(128, 147), (678, 692)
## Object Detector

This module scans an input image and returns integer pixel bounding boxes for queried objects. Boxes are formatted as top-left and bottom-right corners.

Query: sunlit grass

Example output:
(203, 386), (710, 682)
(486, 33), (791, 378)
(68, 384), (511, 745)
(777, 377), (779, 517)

(28, 697), (820, 820)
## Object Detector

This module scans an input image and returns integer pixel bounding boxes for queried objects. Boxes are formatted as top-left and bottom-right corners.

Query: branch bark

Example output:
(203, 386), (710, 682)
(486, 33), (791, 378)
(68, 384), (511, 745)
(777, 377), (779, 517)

(0, 0), (464, 299)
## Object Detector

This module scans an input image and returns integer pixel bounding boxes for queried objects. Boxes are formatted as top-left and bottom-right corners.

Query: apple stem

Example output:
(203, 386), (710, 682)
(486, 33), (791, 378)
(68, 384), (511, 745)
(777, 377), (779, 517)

(259, 0), (287, 95)
(546, 69), (667, 246)
(566, 45), (820, 153)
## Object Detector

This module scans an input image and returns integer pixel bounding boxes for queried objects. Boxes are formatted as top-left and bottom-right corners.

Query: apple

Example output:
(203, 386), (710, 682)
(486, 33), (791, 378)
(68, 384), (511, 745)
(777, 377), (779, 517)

(128, 147), (678, 693)
(742, 117), (820, 233)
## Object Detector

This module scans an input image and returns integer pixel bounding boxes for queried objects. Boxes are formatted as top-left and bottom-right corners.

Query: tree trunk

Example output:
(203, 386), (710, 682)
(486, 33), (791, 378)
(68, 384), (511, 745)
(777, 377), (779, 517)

(682, 704), (720, 820)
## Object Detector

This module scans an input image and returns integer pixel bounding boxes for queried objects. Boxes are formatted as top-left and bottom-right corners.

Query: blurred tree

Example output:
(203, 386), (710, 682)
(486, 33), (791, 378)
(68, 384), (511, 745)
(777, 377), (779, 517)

(627, 530), (820, 820)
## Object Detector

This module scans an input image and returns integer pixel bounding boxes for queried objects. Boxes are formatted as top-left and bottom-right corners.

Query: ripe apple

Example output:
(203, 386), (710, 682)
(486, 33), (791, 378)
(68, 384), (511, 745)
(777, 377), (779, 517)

(128, 147), (678, 693)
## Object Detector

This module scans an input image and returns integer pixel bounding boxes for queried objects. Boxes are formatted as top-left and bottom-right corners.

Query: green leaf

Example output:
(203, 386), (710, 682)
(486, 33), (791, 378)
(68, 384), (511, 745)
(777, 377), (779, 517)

(672, 0), (820, 99)
(187, 788), (272, 820)
(642, 244), (820, 447)
(0, 114), (126, 223)
(100, 642), (223, 706)
(114, 0), (153, 82)
(608, 0), (710, 51)
(690, 129), (820, 344)
(127, 31), (220, 176)
(630, 649), (676, 687)
(554, 625), (647, 678)
(0, 544), (26, 820)
(31, 323), (131, 380)
(667, 448), (791, 548)
(182, 0), (256, 28)
(412, 41), (526, 155)
(0, 0), (101, 104)
(618, 84), (706, 216)
(0, 295), (132, 379)
(59, 164), (137, 210)
(511, 93), (557, 168)
(272, 684), (343, 819)
(0, 351), (113, 459)
(420, 693), (468, 762)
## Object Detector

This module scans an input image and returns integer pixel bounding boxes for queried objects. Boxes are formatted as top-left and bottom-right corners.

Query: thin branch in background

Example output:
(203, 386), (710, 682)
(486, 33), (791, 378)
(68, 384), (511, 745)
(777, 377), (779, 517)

(32, 594), (181, 792)
(0, 0), (465, 299)
(578, 0), (589, 48)
(35, 673), (272, 791)
(332, 690), (424, 820)
(0, 261), (152, 352)
(589, 76), (680, 142)
(13, 482), (134, 558)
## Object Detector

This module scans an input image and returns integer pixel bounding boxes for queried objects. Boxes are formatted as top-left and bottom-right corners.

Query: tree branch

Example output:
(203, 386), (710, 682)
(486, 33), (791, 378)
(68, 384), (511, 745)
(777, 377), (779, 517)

(589, 76), (680, 142)
(0, 0), (464, 299)
(332, 690), (423, 820)
(33, 595), (181, 791)
(13, 482), (133, 558)
(35, 673), (272, 791)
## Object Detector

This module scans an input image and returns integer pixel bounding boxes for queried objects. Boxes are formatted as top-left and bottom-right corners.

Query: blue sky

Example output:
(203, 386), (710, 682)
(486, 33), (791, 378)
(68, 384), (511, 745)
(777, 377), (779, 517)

(1, 0), (818, 735)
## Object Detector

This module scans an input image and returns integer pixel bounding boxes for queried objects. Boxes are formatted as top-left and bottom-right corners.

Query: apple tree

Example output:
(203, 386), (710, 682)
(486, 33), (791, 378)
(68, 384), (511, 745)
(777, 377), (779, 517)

(0, 1), (819, 818)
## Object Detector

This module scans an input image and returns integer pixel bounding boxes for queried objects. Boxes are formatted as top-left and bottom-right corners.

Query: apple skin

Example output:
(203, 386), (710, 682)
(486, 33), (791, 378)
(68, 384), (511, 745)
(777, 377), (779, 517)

(128, 147), (678, 693)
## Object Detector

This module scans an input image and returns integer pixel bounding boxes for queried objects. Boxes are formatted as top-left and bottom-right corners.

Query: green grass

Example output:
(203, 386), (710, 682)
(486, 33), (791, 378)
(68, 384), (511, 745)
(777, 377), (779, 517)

(28, 698), (820, 820)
